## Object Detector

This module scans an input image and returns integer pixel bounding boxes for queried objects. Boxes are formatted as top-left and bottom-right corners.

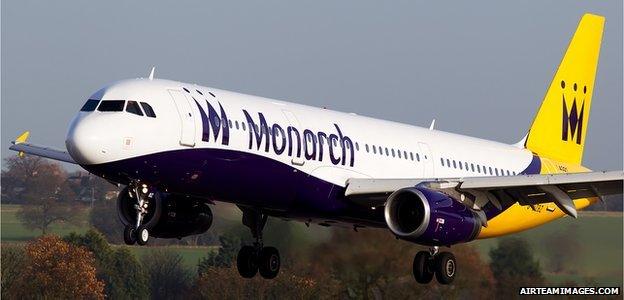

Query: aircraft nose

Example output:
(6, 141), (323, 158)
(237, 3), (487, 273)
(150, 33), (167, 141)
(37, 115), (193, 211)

(65, 116), (109, 165)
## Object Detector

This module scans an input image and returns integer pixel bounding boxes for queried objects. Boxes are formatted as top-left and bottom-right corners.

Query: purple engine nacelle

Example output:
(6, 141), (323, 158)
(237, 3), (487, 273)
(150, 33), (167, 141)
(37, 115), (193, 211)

(384, 186), (482, 246)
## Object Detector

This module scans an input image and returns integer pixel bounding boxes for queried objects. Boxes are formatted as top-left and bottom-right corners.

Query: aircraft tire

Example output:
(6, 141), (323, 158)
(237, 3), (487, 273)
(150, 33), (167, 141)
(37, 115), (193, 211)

(434, 252), (456, 285)
(136, 225), (150, 246)
(413, 251), (434, 284)
(123, 225), (136, 245)
(258, 247), (280, 279)
(237, 245), (258, 278)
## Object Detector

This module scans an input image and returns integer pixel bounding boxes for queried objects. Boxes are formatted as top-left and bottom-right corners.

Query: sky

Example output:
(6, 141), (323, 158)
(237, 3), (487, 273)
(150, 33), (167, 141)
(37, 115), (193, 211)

(2, 1), (622, 171)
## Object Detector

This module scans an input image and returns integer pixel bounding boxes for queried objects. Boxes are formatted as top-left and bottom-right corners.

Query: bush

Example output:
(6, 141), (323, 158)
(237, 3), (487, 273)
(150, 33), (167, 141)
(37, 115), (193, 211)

(1, 245), (26, 299)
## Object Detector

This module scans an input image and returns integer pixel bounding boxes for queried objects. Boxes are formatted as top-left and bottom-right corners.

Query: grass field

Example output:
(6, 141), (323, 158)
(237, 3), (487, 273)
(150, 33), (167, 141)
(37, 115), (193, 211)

(2, 204), (622, 284)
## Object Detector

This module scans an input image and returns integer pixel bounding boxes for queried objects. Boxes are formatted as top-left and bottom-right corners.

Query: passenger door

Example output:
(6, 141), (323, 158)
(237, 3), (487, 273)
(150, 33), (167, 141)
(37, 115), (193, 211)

(168, 90), (196, 147)
(418, 142), (434, 177)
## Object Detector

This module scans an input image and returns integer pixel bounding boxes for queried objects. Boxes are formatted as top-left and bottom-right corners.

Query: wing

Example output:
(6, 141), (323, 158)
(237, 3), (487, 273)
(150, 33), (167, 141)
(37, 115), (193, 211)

(345, 171), (623, 219)
(8, 131), (77, 164)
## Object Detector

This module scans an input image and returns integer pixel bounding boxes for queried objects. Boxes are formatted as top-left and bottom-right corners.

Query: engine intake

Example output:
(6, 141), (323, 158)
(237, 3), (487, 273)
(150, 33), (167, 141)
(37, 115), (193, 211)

(384, 187), (481, 246)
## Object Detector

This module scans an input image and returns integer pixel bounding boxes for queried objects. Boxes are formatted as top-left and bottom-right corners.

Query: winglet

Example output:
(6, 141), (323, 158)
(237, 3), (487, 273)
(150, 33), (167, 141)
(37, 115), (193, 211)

(13, 131), (30, 158)
(429, 119), (436, 130)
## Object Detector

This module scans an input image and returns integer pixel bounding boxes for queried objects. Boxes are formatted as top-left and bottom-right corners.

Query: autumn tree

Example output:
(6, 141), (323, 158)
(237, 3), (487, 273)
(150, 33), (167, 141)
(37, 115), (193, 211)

(1, 156), (44, 203)
(8, 235), (105, 299)
(12, 158), (82, 234)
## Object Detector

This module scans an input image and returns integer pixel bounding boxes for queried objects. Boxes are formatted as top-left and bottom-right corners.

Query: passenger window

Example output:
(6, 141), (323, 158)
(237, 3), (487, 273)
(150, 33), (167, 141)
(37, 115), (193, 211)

(228, 120), (233, 128)
(403, 151), (408, 159)
(235, 121), (240, 129)
(391, 149), (395, 157)
(453, 160), (457, 168)
(196, 89), (203, 95)
(365, 144), (369, 153)
(459, 161), (463, 170)
(126, 101), (144, 116)
(440, 158), (444, 166)
(355, 143), (359, 151)
(98, 100), (125, 112)
(477, 165), (481, 173)
(416, 153), (420, 161)
(242, 122), (246, 131)
(446, 159), (450, 167)
(80, 99), (100, 111)
(140, 102), (157, 117)
(410, 153), (414, 161)
(385, 148), (389, 156)
(470, 163), (475, 172)
(398, 150), (402, 158)
(488, 167), (493, 175)
(372, 145), (377, 154)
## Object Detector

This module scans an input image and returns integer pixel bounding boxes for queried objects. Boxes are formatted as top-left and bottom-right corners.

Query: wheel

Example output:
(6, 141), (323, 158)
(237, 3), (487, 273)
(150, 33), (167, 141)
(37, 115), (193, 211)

(258, 247), (280, 279)
(413, 251), (434, 284)
(136, 225), (149, 246)
(123, 225), (137, 245)
(237, 246), (258, 278)
(434, 252), (456, 285)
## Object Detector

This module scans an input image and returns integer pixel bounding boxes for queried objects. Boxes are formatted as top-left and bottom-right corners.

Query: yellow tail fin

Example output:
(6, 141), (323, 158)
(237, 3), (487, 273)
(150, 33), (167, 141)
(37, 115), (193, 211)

(525, 14), (604, 165)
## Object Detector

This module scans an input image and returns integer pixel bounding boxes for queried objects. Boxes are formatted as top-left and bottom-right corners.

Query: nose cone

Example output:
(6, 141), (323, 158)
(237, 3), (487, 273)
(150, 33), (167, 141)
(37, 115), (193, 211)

(65, 115), (109, 165)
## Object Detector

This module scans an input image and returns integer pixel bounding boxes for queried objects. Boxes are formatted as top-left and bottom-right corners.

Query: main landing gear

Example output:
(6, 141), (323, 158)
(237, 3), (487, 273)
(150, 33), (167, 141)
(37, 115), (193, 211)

(413, 246), (457, 285)
(121, 181), (161, 246)
(236, 208), (281, 279)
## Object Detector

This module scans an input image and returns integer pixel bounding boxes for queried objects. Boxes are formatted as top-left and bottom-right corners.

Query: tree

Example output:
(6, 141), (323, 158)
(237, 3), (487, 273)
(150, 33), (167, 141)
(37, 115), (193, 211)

(1, 245), (26, 299)
(64, 229), (149, 299)
(8, 235), (105, 299)
(1, 156), (44, 203)
(15, 160), (82, 234)
(89, 196), (124, 243)
(489, 237), (544, 296)
(142, 249), (193, 299)
(197, 233), (242, 273)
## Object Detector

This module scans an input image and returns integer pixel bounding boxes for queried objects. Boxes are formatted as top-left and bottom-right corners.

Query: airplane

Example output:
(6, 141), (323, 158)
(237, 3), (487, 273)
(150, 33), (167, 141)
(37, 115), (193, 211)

(9, 13), (623, 284)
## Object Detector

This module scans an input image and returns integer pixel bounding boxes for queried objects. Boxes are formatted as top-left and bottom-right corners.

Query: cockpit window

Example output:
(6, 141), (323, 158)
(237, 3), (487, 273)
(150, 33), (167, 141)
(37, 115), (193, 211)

(80, 99), (100, 112)
(140, 102), (157, 118)
(126, 101), (144, 116)
(97, 100), (125, 112)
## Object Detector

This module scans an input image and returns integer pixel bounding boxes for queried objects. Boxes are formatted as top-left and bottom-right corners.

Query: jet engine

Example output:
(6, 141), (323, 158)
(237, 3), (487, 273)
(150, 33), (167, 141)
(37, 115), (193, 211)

(117, 188), (213, 239)
(384, 187), (481, 246)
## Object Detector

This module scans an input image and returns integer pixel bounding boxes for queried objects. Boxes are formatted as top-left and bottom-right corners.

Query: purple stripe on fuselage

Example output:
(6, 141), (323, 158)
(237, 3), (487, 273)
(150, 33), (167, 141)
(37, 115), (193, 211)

(82, 148), (385, 227)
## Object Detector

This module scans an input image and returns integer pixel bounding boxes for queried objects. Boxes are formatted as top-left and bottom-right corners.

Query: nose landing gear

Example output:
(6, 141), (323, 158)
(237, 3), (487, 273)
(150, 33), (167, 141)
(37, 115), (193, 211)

(121, 181), (161, 246)
(236, 208), (281, 279)
(412, 246), (457, 285)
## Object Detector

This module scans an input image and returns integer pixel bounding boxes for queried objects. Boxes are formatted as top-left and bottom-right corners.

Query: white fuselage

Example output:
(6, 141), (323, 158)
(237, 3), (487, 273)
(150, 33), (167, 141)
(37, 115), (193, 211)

(66, 78), (535, 190)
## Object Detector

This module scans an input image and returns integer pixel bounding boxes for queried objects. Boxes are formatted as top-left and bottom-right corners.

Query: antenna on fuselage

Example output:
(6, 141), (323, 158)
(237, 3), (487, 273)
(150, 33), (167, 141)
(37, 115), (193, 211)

(148, 66), (155, 80)
(429, 119), (436, 130)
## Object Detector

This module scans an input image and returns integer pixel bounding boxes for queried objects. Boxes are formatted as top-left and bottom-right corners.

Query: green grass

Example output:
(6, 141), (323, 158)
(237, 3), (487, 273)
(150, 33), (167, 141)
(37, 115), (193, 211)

(1, 204), (89, 241)
(470, 211), (623, 286)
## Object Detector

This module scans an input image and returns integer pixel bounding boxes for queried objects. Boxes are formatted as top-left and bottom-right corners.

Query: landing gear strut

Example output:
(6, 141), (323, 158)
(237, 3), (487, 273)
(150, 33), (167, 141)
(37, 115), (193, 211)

(236, 208), (280, 279)
(121, 181), (161, 246)
(412, 246), (456, 285)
